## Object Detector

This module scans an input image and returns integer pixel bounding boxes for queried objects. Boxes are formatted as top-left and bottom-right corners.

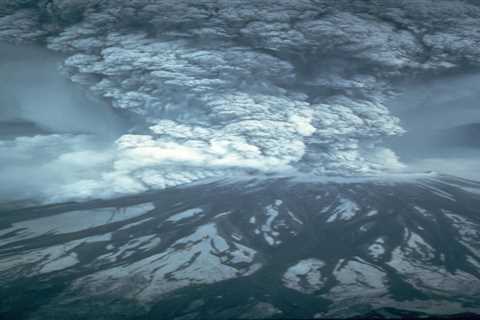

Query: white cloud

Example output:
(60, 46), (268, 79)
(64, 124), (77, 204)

(366, 148), (407, 172)
(3, 0), (480, 203)
(0, 134), (114, 203)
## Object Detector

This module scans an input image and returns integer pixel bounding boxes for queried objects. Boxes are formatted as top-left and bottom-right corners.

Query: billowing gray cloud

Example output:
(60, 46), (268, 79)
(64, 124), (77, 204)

(1, 0), (480, 201)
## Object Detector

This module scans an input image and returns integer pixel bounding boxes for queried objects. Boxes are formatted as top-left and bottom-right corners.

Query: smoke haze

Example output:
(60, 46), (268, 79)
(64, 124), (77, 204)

(0, 43), (127, 137)
(0, 43), (126, 203)
(387, 73), (480, 180)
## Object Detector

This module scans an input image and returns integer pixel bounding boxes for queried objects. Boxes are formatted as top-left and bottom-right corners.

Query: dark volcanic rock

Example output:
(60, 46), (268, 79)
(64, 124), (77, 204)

(1, 174), (480, 319)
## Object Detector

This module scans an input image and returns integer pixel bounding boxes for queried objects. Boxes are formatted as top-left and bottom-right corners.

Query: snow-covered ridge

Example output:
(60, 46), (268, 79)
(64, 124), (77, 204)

(1, 178), (480, 317)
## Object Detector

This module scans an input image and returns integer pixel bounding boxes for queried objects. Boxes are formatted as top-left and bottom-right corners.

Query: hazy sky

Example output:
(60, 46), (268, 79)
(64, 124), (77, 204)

(386, 74), (480, 180)
(0, 42), (127, 137)
(0, 43), (126, 203)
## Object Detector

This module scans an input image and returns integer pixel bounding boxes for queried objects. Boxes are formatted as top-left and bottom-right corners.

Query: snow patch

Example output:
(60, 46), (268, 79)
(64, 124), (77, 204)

(328, 258), (387, 299)
(74, 223), (260, 302)
(0, 203), (154, 247)
(388, 247), (480, 295)
(166, 208), (204, 223)
(326, 198), (360, 222)
(282, 258), (326, 294)
(368, 238), (386, 259)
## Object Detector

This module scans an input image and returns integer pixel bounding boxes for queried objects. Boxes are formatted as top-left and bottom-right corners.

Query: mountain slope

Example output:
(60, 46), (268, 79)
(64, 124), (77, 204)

(1, 174), (480, 319)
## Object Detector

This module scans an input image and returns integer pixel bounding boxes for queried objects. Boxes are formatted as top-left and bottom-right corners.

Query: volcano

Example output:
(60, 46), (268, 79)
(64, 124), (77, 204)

(1, 174), (480, 319)
(2, 1), (480, 319)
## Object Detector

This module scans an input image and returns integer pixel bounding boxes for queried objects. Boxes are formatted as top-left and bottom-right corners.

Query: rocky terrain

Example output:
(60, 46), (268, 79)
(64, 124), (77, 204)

(1, 174), (480, 319)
